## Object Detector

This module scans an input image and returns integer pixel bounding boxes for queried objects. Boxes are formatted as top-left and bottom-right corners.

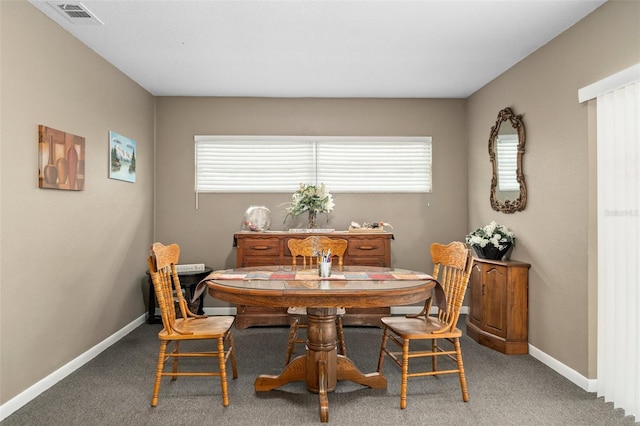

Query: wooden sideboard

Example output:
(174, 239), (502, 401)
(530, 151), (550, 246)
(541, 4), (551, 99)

(466, 257), (531, 355)
(233, 231), (393, 328)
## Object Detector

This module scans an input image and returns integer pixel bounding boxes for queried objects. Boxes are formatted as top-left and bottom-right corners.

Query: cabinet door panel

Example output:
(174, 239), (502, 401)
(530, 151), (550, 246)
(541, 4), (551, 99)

(483, 266), (507, 337)
(466, 258), (530, 355)
(468, 263), (483, 327)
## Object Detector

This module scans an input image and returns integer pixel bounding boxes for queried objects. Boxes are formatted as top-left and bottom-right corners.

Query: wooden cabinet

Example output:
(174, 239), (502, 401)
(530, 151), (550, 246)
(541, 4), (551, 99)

(466, 257), (530, 355)
(233, 231), (393, 328)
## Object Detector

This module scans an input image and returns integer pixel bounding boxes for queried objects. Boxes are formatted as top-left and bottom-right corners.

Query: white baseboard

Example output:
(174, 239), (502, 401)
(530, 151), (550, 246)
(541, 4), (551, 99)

(0, 314), (146, 422)
(528, 344), (597, 392)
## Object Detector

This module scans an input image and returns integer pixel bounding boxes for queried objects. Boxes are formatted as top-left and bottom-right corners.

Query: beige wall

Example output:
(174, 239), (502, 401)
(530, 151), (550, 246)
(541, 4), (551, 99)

(2, 0), (638, 412)
(467, 0), (640, 378)
(0, 1), (155, 404)
(154, 97), (468, 299)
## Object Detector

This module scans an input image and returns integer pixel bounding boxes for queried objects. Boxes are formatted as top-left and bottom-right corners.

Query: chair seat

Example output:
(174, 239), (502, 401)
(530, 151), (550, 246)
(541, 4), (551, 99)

(158, 316), (235, 340)
(380, 316), (463, 339)
(288, 307), (346, 315)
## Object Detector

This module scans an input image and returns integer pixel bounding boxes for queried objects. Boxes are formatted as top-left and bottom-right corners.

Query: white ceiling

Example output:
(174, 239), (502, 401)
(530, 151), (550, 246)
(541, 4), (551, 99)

(28, 0), (606, 98)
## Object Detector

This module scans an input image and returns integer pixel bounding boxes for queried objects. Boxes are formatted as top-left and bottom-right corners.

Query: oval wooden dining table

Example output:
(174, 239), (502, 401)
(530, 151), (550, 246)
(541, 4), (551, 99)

(199, 265), (442, 422)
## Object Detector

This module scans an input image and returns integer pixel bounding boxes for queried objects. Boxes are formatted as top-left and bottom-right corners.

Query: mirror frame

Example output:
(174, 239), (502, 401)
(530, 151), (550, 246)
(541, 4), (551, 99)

(489, 107), (527, 213)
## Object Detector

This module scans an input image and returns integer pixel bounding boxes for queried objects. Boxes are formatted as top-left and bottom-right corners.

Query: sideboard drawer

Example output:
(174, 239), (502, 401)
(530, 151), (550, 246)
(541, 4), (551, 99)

(347, 237), (387, 257)
(242, 238), (280, 257)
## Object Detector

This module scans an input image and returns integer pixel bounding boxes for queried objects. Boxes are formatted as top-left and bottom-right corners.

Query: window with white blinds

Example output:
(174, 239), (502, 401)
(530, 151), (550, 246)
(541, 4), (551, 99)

(194, 136), (432, 193)
(496, 134), (519, 191)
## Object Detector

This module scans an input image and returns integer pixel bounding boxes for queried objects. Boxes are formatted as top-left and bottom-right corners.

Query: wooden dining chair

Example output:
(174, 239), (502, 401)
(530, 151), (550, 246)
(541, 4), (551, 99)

(147, 242), (238, 407)
(286, 236), (348, 364)
(377, 241), (473, 408)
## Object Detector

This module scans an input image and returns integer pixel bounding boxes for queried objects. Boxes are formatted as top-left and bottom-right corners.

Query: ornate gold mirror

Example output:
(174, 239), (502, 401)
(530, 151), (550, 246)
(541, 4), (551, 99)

(489, 107), (526, 213)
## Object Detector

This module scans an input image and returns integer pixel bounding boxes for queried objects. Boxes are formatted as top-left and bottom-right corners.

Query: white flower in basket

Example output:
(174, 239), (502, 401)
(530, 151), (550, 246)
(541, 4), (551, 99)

(466, 221), (516, 260)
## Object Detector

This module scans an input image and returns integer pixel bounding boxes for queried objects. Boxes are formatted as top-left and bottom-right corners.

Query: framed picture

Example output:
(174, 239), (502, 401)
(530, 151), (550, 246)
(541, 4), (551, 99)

(109, 131), (136, 183)
(38, 125), (85, 191)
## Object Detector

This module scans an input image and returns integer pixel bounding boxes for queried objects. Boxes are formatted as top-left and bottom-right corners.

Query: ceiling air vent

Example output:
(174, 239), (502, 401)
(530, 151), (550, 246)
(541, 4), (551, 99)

(48, 2), (103, 25)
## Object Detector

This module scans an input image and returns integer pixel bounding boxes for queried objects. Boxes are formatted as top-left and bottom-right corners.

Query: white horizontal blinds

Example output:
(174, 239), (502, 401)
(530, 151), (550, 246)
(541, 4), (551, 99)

(195, 137), (314, 192)
(194, 135), (432, 193)
(316, 138), (432, 193)
(496, 134), (519, 191)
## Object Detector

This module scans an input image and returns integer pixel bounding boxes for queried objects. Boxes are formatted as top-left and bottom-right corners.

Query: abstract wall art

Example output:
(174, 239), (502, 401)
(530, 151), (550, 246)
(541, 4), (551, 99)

(38, 125), (86, 191)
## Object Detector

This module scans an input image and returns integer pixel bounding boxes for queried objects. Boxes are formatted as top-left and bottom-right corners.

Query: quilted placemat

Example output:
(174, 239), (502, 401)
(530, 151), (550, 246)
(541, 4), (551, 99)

(204, 269), (434, 281)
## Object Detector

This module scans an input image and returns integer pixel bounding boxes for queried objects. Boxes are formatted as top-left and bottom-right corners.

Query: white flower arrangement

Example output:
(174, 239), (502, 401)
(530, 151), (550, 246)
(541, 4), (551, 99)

(284, 183), (335, 221)
(465, 221), (516, 250)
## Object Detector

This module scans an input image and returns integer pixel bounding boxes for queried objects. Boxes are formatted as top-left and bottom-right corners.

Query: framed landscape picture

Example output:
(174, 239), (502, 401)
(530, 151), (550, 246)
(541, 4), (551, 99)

(109, 131), (136, 183)
(38, 125), (86, 191)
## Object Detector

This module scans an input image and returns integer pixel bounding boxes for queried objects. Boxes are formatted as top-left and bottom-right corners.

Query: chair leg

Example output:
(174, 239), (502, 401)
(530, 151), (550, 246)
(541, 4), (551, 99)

(336, 316), (346, 356)
(377, 327), (389, 372)
(171, 341), (180, 380)
(285, 316), (300, 365)
(432, 339), (438, 372)
(400, 338), (410, 409)
(217, 336), (230, 407)
(228, 331), (238, 379)
(454, 337), (469, 402)
(151, 340), (168, 407)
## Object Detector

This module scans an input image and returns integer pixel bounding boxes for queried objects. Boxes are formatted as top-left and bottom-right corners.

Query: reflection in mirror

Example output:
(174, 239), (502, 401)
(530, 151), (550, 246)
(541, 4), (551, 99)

(489, 107), (526, 213)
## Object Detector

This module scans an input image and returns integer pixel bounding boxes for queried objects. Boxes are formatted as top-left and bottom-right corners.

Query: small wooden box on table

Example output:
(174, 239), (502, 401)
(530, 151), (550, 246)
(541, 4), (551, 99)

(466, 257), (531, 355)
(233, 231), (393, 328)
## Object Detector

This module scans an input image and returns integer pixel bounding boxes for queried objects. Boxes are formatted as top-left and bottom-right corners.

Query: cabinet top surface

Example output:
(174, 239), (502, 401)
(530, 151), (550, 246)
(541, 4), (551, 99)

(472, 257), (531, 268)
(233, 231), (394, 239)
(235, 230), (393, 237)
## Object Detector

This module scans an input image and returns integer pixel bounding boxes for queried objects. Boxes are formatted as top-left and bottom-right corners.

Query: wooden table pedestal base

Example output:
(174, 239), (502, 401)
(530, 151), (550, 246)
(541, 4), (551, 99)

(254, 307), (387, 422)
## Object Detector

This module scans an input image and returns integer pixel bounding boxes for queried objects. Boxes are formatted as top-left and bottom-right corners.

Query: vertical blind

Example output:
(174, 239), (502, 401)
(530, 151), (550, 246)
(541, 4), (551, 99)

(194, 136), (432, 193)
(594, 79), (640, 419)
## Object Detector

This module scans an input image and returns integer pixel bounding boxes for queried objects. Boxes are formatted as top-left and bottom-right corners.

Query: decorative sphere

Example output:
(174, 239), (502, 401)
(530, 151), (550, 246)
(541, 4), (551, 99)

(244, 206), (271, 232)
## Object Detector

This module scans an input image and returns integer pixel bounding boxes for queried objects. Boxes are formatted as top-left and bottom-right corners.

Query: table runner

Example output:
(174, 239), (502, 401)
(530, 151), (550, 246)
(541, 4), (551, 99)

(204, 268), (435, 282)
(191, 267), (445, 313)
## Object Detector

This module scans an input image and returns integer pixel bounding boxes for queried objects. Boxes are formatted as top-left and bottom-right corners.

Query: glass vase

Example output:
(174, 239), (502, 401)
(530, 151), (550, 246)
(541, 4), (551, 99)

(307, 211), (317, 229)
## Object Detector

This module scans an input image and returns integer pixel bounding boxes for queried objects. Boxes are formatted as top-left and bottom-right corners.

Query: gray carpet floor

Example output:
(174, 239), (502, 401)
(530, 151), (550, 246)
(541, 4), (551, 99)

(1, 316), (636, 425)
